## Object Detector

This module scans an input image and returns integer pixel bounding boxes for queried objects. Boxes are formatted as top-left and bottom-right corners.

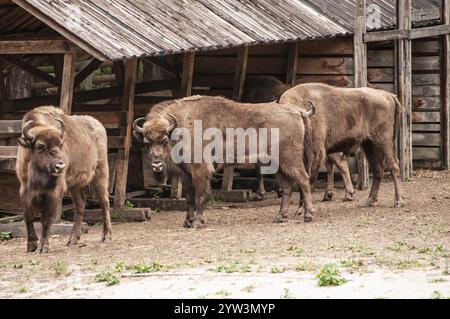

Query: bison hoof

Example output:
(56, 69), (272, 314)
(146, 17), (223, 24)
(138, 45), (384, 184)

(36, 246), (49, 254)
(254, 192), (266, 201)
(183, 219), (194, 228)
(273, 215), (288, 224)
(304, 210), (315, 223)
(100, 234), (112, 243)
(27, 241), (38, 253)
(322, 192), (334, 202)
(362, 199), (376, 208)
(344, 192), (354, 202)
(192, 220), (206, 229)
(394, 200), (406, 208)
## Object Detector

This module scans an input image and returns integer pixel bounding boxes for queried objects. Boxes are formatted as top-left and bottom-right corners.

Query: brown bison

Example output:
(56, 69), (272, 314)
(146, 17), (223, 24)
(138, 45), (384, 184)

(16, 106), (112, 253)
(133, 95), (316, 227)
(242, 76), (355, 202)
(280, 83), (405, 208)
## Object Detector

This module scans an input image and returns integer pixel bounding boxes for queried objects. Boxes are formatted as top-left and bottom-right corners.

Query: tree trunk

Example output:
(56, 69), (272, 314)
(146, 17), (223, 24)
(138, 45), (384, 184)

(6, 66), (32, 99)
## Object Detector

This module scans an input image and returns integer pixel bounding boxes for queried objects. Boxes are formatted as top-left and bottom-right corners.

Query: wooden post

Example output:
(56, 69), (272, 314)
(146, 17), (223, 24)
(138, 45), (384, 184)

(232, 46), (249, 100)
(441, 0), (450, 169)
(59, 53), (76, 114)
(397, 0), (413, 180)
(286, 42), (299, 86)
(180, 52), (195, 97)
(221, 166), (235, 191)
(113, 58), (137, 209)
(169, 52), (195, 198)
(354, 0), (369, 190)
(0, 67), (6, 101)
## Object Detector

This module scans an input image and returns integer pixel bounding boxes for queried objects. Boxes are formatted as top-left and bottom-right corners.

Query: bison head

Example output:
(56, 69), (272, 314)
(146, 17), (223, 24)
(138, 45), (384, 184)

(133, 114), (178, 181)
(18, 120), (67, 177)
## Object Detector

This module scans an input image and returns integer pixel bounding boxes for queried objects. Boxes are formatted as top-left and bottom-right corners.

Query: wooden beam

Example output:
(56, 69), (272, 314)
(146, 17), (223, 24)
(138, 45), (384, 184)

(143, 57), (179, 76)
(354, 0), (369, 190)
(410, 24), (450, 40)
(180, 52), (195, 97)
(0, 146), (18, 159)
(0, 68), (6, 101)
(0, 55), (57, 85)
(52, 54), (64, 89)
(441, 0), (450, 169)
(0, 39), (79, 54)
(232, 46), (249, 100)
(59, 53), (77, 114)
(0, 120), (21, 134)
(113, 58), (137, 209)
(74, 58), (102, 87)
(397, 0), (413, 180)
(364, 30), (409, 42)
(286, 42), (299, 86)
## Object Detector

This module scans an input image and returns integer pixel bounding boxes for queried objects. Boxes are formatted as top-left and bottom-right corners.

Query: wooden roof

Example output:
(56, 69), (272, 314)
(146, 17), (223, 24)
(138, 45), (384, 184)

(1, 0), (442, 61)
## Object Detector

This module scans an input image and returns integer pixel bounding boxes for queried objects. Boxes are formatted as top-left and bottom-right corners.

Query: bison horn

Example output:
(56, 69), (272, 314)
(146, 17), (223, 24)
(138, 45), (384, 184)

(304, 100), (316, 118)
(166, 113), (178, 133)
(22, 121), (36, 142)
(55, 118), (65, 138)
(133, 117), (145, 134)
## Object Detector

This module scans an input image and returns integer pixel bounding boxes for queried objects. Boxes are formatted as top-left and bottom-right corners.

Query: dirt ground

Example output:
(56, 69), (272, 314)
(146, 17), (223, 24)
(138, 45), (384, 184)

(1, 169), (450, 299)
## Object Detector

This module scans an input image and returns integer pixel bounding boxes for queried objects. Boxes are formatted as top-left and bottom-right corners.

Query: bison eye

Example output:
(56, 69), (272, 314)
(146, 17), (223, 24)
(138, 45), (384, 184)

(35, 144), (45, 151)
(161, 137), (169, 146)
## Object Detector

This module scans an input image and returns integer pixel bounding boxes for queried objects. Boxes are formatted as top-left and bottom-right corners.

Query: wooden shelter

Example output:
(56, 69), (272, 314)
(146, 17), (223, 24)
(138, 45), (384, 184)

(0, 0), (449, 214)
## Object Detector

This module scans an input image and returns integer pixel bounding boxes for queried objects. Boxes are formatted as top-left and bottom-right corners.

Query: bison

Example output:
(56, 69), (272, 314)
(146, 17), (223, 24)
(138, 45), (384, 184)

(280, 83), (405, 208)
(133, 95), (316, 227)
(242, 76), (355, 202)
(16, 106), (112, 253)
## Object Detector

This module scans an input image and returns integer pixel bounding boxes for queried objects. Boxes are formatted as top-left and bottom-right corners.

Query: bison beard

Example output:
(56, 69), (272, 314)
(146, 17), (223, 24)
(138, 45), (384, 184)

(280, 83), (405, 208)
(134, 96), (316, 228)
(16, 106), (112, 253)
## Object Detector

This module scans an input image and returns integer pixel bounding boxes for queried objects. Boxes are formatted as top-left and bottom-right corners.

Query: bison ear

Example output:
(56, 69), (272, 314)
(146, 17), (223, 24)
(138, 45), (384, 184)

(18, 137), (31, 148)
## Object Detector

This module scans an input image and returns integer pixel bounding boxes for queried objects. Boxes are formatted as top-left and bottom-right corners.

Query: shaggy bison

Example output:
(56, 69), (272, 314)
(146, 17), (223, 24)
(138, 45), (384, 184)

(242, 76), (355, 202)
(133, 95), (316, 227)
(280, 83), (405, 208)
(16, 106), (112, 253)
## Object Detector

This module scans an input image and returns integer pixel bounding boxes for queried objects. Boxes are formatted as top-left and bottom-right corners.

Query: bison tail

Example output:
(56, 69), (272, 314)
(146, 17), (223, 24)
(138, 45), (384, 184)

(391, 94), (405, 142)
(300, 112), (314, 175)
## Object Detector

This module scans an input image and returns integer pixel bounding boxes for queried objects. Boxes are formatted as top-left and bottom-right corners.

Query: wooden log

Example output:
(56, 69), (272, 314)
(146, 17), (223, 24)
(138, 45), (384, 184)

(63, 209), (151, 225)
(364, 30), (409, 42)
(398, 0), (413, 180)
(114, 58), (137, 209)
(180, 52), (195, 97)
(441, 0), (450, 169)
(212, 189), (251, 202)
(354, 0), (369, 190)
(286, 42), (299, 86)
(232, 46), (248, 100)
(0, 222), (88, 238)
(221, 166), (235, 191)
(60, 53), (76, 114)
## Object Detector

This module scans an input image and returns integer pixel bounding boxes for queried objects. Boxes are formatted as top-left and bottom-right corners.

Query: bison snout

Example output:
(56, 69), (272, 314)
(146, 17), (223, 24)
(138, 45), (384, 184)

(52, 161), (66, 175)
(151, 160), (165, 173)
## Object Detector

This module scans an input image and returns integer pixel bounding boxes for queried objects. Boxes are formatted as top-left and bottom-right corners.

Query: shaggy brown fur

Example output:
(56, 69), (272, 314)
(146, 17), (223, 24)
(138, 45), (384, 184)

(280, 83), (405, 208)
(134, 96), (316, 227)
(241, 76), (354, 201)
(16, 106), (112, 253)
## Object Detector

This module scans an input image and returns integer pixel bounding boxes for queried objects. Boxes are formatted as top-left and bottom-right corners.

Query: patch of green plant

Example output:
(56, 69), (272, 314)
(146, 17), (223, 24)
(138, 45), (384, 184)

(18, 287), (27, 294)
(0, 232), (13, 241)
(90, 259), (99, 266)
(29, 260), (40, 266)
(13, 261), (23, 269)
(113, 261), (126, 273)
(214, 289), (231, 297)
(430, 278), (447, 283)
(50, 261), (69, 277)
(270, 266), (285, 274)
(209, 195), (222, 204)
(124, 200), (135, 209)
(435, 245), (447, 254)
(212, 262), (251, 274)
(316, 264), (347, 287)
(95, 271), (120, 286)
(443, 263), (449, 276)
(348, 244), (375, 256)
(418, 247), (432, 255)
(240, 248), (256, 254)
(133, 262), (169, 274)
(387, 241), (407, 252)
(432, 290), (442, 299)
(280, 288), (293, 299)
(288, 246), (304, 257)
(393, 259), (422, 270)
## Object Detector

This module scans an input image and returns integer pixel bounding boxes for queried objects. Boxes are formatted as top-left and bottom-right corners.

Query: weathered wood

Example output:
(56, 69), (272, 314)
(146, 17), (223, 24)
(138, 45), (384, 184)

(232, 46), (248, 100)
(0, 55), (57, 86)
(286, 42), (298, 86)
(0, 146), (18, 159)
(221, 166), (235, 191)
(180, 52), (195, 97)
(114, 58), (137, 209)
(0, 39), (79, 54)
(364, 30), (409, 42)
(63, 209), (150, 225)
(0, 222), (88, 238)
(59, 53), (76, 114)
(410, 25), (450, 40)
(441, 0), (450, 169)
(74, 58), (102, 87)
(6, 65), (31, 99)
(0, 68), (6, 101)
(52, 54), (64, 89)
(398, 0), (413, 180)
(130, 198), (188, 212)
(354, 0), (369, 190)
(213, 189), (252, 202)
(0, 120), (21, 134)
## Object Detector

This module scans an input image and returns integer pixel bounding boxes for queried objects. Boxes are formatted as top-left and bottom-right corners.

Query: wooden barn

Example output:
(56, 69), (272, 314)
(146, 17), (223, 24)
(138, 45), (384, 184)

(0, 0), (449, 217)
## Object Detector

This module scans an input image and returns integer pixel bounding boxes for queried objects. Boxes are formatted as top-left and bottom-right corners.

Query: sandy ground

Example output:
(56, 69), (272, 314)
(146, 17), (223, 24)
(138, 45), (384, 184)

(1, 170), (450, 299)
